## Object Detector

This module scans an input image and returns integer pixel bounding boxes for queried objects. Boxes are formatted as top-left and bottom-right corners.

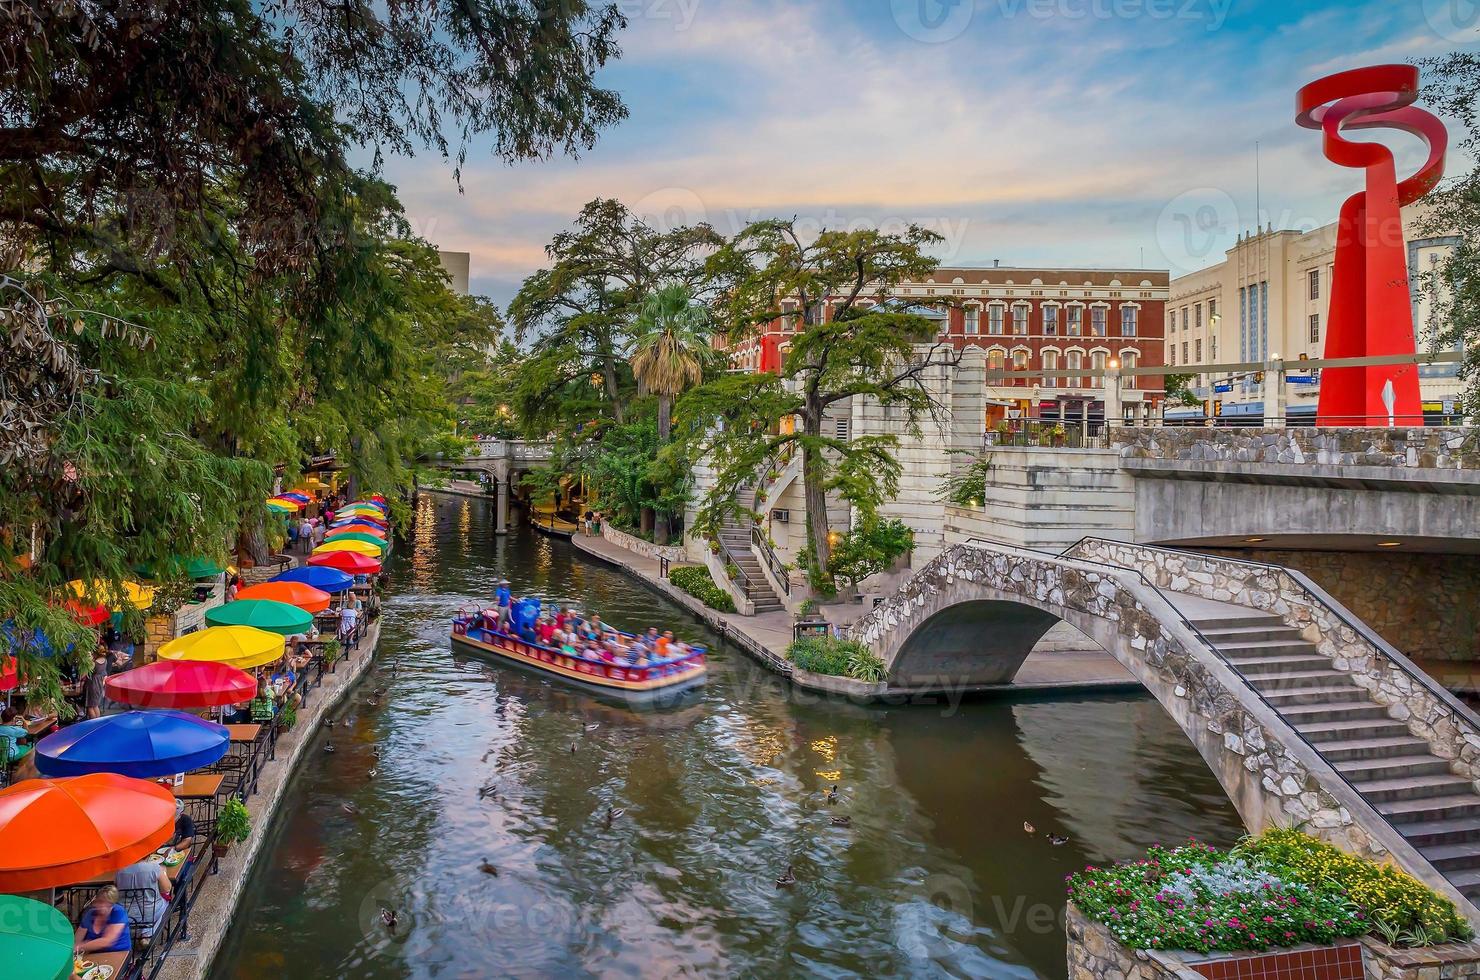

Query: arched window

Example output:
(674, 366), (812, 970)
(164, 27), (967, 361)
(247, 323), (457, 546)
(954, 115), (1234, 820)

(1091, 350), (1108, 389)
(1042, 349), (1060, 388)
(1066, 350), (1083, 390)
(1121, 350), (1139, 389)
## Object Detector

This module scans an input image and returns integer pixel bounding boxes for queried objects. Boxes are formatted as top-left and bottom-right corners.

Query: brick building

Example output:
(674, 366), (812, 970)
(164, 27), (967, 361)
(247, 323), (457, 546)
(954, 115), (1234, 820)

(727, 265), (1170, 426)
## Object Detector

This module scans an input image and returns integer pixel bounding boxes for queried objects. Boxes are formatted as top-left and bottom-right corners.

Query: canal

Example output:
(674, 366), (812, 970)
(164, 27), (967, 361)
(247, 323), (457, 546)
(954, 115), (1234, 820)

(212, 492), (1245, 979)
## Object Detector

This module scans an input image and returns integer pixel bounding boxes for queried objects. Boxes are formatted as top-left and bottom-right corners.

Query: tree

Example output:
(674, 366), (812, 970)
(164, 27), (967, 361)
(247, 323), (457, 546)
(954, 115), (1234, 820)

(679, 220), (958, 585)
(510, 199), (721, 430)
(630, 284), (717, 543)
(1417, 53), (1480, 415)
(1164, 373), (1204, 408)
(826, 518), (914, 589)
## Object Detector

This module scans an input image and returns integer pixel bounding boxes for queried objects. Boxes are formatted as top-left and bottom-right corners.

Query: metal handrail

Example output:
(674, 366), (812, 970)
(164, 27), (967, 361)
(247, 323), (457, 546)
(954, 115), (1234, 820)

(752, 525), (791, 597)
(1066, 536), (1480, 741)
(716, 534), (754, 598)
(947, 537), (1442, 846)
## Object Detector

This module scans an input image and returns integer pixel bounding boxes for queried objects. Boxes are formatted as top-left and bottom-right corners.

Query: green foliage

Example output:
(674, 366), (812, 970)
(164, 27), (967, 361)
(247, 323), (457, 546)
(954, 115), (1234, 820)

(786, 636), (886, 681)
(1070, 831), (1471, 954)
(216, 797), (252, 846)
(937, 451), (994, 509)
(322, 639), (342, 667)
(280, 702), (298, 730)
(826, 518), (913, 588)
(1237, 828), (1472, 945)
(1164, 373), (1204, 408)
(668, 566), (735, 613)
(795, 598), (818, 619)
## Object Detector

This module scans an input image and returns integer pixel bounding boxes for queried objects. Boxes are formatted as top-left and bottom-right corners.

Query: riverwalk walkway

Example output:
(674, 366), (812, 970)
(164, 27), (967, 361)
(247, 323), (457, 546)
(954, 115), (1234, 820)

(158, 614), (386, 980)
(569, 531), (1135, 693)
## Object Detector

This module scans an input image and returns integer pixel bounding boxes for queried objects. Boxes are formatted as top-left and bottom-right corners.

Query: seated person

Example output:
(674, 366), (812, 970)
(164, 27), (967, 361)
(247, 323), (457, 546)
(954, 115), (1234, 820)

(0, 707), (33, 763)
(115, 855), (172, 940)
(656, 630), (674, 658)
(171, 799), (198, 848)
(270, 666), (300, 708)
(249, 678), (277, 721)
(74, 886), (131, 957)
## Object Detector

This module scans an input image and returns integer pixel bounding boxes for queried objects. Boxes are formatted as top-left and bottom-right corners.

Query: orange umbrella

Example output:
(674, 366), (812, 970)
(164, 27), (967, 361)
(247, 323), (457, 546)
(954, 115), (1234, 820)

(0, 773), (176, 891)
(235, 581), (331, 613)
(329, 523), (386, 538)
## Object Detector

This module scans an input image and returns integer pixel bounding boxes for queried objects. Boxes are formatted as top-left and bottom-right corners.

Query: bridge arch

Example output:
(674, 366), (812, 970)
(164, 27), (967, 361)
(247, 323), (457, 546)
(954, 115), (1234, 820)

(852, 541), (1480, 921)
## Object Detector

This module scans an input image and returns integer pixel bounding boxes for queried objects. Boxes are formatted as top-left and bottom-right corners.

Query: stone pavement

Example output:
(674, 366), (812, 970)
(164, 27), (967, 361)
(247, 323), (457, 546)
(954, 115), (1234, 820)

(569, 531), (1136, 693)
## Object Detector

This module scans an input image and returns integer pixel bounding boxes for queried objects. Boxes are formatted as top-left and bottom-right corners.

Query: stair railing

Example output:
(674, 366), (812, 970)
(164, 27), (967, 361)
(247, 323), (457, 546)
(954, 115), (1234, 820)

(752, 525), (791, 597)
(715, 535), (755, 599)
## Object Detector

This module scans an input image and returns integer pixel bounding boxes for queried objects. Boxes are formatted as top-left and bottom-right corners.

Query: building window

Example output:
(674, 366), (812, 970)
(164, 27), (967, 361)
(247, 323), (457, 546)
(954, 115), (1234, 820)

(1309, 313), (1320, 344)
(1091, 350), (1107, 388)
(1181, 308), (1188, 331)
(987, 349), (1006, 373)
(1182, 342), (1189, 364)
(1067, 306), (1083, 336)
(988, 305), (1004, 335)
(1043, 306), (1059, 335)
(1170, 344), (1176, 366)
(1012, 305), (1029, 335)
(1091, 307), (1107, 336)
(1208, 298), (1217, 319)
(1308, 268), (1320, 301)
(1195, 304), (1203, 330)
(1011, 348), (1029, 386)
(1067, 350), (1083, 388)
(1210, 335), (1217, 359)
(835, 417), (850, 441)
(1122, 351), (1138, 389)
(1042, 349), (1059, 388)
(965, 307), (979, 334)
(1121, 306), (1137, 336)
(781, 301), (796, 333)
(1195, 339), (1203, 361)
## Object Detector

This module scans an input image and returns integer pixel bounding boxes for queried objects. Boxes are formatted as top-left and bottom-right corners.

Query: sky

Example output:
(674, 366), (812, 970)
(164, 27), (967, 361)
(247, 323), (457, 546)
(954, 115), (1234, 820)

(373, 0), (1478, 308)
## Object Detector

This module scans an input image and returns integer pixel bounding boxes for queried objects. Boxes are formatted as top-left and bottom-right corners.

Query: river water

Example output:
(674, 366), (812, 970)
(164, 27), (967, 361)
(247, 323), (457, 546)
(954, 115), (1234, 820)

(212, 493), (1244, 979)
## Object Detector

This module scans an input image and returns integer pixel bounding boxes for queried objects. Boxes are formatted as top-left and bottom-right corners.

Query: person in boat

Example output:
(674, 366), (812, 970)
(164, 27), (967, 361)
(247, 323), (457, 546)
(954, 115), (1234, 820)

(536, 617), (556, 646)
(495, 579), (512, 628)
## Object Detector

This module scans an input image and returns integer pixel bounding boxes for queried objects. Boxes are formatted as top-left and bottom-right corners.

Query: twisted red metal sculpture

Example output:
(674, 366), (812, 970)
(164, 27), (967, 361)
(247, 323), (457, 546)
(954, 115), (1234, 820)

(1296, 65), (1446, 426)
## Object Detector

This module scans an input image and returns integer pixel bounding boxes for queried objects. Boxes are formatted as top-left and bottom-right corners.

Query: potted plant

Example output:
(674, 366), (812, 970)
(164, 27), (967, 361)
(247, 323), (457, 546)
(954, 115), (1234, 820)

(214, 797), (252, 858)
(279, 702), (297, 731)
(322, 638), (342, 671)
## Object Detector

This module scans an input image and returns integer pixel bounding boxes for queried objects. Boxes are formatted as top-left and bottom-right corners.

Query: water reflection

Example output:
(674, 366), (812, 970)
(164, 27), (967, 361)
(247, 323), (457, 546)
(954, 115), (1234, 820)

(212, 494), (1244, 979)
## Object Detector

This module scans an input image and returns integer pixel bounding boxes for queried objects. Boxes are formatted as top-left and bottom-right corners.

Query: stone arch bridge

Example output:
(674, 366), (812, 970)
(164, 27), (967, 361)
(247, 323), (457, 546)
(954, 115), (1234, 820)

(429, 439), (552, 533)
(851, 537), (1480, 923)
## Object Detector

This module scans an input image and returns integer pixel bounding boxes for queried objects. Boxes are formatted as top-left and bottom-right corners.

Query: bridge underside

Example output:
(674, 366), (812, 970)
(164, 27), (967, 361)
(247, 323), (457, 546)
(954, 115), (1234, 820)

(891, 600), (1067, 687)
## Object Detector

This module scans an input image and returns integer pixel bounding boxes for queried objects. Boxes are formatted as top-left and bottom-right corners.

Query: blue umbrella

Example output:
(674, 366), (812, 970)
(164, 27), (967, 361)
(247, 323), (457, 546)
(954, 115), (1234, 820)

(269, 565), (355, 594)
(34, 710), (229, 778)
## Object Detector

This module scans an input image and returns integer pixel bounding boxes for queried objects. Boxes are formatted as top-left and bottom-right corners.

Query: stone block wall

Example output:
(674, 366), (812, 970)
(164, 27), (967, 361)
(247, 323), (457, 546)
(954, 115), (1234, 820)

(1067, 904), (1205, 980)
(1111, 426), (1480, 471)
(602, 524), (685, 564)
(1203, 549), (1480, 663)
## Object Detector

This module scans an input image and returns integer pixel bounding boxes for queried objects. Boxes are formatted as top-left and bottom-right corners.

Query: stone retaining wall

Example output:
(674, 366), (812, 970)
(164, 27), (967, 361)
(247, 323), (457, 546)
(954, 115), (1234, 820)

(1067, 904), (1204, 980)
(1111, 426), (1480, 470)
(601, 523), (685, 563)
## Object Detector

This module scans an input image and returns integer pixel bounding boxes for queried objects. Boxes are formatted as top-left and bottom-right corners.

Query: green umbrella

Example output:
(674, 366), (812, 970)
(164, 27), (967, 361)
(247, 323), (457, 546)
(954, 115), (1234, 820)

(134, 555), (225, 580)
(323, 532), (388, 555)
(205, 598), (313, 636)
(0, 894), (74, 980)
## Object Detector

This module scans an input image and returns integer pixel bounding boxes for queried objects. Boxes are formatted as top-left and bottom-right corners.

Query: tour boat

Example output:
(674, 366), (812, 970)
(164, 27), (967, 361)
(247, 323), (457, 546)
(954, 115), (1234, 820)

(449, 609), (706, 704)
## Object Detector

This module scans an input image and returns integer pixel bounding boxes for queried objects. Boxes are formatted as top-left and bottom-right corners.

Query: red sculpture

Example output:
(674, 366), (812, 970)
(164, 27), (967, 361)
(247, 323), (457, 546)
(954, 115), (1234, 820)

(1296, 65), (1446, 426)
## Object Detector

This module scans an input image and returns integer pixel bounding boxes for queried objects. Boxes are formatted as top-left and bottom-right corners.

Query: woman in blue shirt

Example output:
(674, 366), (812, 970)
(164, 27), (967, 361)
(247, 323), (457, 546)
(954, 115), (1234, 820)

(75, 885), (131, 955)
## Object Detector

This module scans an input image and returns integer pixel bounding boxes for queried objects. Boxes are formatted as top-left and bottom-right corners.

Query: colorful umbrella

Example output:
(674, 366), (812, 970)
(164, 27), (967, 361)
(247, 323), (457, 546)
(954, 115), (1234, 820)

(134, 556), (225, 581)
(328, 523), (386, 538)
(0, 894), (73, 980)
(206, 598), (314, 635)
(235, 581), (331, 614)
(267, 498), (301, 513)
(0, 773), (176, 891)
(313, 539), (381, 558)
(332, 517), (386, 531)
(35, 710), (229, 779)
(340, 506), (385, 518)
(307, 551), (382, 575)
(67, 579), (155, 610)
(0, 657), (17, 693)
(323, 532), (388, 554)
(270, 566), (354, 594)
(104, 660), (256, 709)
(158, 625), (284, 670)
(65, 600), (109, 627)
(278, 492), (311, 503)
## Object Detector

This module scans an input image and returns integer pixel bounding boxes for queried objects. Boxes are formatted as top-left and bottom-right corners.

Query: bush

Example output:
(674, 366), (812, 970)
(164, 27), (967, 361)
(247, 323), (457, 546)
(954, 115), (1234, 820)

(669, 565), (736, 613)
(787, 636), (886, 682)
(216, 797), (252, 846)
(1238, 828), (1472, 946)
(1069, 831), (1471, 955)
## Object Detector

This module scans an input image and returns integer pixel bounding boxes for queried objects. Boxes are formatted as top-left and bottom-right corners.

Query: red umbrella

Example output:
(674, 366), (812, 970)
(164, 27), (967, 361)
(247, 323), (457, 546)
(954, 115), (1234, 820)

(307, 551), (382, 575)
(65, 599), (109, 627)
(0, 773), (176, 891)
(105, 660), (256, 709)
(0, 658), (16, 693)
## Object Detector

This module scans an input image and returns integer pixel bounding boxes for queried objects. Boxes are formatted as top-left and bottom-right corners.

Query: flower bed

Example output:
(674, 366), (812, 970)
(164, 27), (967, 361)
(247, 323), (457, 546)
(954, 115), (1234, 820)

(786, 636), (886, 681)
(1068, 831), (1472, 955)
(668, 565), (736, 613)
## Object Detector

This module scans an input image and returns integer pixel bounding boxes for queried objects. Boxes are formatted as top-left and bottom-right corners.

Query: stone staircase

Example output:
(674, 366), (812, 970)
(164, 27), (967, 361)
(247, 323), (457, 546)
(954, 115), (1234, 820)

(718, 488), (783, 614)
(1186, 602), (1480, 903)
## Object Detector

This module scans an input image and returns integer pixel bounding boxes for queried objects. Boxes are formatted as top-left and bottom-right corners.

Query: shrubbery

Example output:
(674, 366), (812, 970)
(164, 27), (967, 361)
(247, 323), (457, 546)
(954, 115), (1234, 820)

(787, 636), (887, 682)
(1069, 831), (1472, 955)
(669, 566), (736, 613)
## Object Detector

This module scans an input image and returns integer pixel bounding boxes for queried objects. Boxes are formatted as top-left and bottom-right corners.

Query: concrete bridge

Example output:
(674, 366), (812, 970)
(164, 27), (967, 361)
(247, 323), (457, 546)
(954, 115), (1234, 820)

(852, 536), (1480, 922)
(429, 439), (552, 533)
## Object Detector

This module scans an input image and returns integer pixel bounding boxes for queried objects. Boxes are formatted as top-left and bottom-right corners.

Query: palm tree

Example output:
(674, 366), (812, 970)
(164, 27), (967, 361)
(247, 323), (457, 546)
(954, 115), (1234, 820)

(630, 284), (714, 543)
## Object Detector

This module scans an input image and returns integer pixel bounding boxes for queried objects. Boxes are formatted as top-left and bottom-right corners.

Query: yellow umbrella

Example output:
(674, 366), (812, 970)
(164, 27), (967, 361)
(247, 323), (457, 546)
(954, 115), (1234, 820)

(312, 539), (381, 557)
(66, 579), (156, 610)
(157, 626), (284, 671)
